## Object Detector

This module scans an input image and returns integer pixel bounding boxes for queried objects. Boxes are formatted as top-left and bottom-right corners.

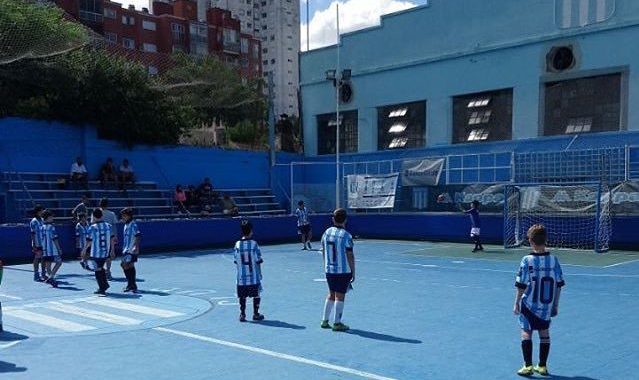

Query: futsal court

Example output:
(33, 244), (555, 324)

(1, 239), (637, 380)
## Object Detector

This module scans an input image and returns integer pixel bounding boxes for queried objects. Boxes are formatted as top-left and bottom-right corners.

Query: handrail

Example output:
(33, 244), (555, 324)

(0, 143), (35, 221)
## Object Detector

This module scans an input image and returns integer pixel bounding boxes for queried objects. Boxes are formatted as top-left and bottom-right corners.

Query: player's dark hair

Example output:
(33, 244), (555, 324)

(333, 208), (347, 224)
(93, 208), (103, 220)
(298, 200), (304, 206)
(120, 207), (134, 217)
(99, 198), (108, 208)
(240, 219), (253, 236)
(527, 224), (547, 246)
(33, 204), (44, 213)
(472, 200), (480, 207)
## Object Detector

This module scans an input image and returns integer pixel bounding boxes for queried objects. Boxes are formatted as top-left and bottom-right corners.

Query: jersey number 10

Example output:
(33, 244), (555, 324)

(530, 277), (555, 304)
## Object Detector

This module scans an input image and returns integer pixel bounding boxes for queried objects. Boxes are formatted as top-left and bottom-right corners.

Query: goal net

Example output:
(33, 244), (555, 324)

(504, 183), (611, 252)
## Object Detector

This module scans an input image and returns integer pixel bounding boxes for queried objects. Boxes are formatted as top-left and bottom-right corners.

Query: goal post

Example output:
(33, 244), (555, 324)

(503, 182), (611, 252)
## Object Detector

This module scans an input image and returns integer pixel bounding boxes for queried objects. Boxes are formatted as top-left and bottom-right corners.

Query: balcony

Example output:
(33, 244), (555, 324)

(223, 40), (241, 55)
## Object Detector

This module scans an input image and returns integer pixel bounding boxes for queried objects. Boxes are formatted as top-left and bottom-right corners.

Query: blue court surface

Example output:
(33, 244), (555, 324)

(1, 240), (637, 380)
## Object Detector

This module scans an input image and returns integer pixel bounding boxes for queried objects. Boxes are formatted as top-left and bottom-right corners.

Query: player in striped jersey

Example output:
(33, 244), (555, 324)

(233, 220), (264, 322)
(294, 201), (313, 250)
(40, 210), (63, 288)
(513, 224), (565, 377)
(29, 204), (46, 281)
(320, 208), (355, 332)
(82, 209), (116, 295)
(461, 200), (483, 252)
(75, 213), (91, 270)
(120, 208), (141, 293)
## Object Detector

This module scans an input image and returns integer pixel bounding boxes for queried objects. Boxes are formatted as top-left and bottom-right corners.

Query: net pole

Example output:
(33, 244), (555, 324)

(503, 185), (509, 249)
(594, 182), (602, 253)
(335, 4), (341, 209)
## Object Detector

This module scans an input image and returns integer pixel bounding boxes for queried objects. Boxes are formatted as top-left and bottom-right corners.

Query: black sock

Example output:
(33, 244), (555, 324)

(539, 337), (550, 367)
(95, 270), (108, 291)
(123, 268), (133, 288)
(521, 339), (533, 366)
(130, 266), (137, 289)
(472, 236), (479, 249)
(253, 297), (261, 315)
(239, 297), (246, 314)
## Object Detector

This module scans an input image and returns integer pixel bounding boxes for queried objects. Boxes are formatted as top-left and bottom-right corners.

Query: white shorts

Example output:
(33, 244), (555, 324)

(470, 228), (480, 237)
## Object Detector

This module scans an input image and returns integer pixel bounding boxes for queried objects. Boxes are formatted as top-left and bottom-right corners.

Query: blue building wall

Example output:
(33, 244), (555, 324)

(0, 118), (302, 189)
(300, 0), (639, 155)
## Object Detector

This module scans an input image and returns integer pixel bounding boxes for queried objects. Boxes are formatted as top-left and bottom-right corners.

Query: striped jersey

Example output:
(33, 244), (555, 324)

(321, 226), (354, 274)
(75, 222), (90, 250)
(122, 220), (141, 254)
(294, 207), (310, 226)
(41, 223), (60, 257)
(515, 252), (565, 321)
(30, 217), (44, 248)
(233, 239), (263, 286)
(85, 222), (114, 258)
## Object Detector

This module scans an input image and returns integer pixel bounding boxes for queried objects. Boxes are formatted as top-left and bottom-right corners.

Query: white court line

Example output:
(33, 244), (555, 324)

(45, 302), (143, 325)
(0, 293), (22, 300)
(85, 297), (184, 318)
(359, 259), (438, 268)
(0, 341), (22, 350)
(155, 327), (398, 380)
(603, 259), (639, 268)
(5, 309), (95, 332)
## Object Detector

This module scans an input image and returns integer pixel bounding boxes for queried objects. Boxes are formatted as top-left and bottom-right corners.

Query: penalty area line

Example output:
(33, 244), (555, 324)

(154, 327), (398, 380)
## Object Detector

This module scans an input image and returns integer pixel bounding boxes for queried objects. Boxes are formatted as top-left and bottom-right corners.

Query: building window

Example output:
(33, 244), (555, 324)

(143, 20), (156, 31)
(122, 38), (135, 50)
(142, 43), (157, 52)
(263, 60), (268, 65)
(453, 88), (513, 143)
(171, 23), (185, 43)
(104, 8), (117, 19)
(317, 110), (358, 155)
(543, 73), (621, 136)
(253, 45), (260, 59)
(148, 66), (158, 76)
(105, 32), (117, 44)
(377, 101), (426, 150)
(80, 0), (103, 22)
(241, 38), (249, 54)
(122, 15), (135, 25)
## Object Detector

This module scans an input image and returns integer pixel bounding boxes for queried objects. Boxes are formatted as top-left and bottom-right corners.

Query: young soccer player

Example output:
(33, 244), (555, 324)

(120, 208), (141, 293)
(29, 205), (46, 281)
(294, 200), (312, 250)
(82, 209), (116, 295)
(462, 200), (483, 252)
(320, 208), (355, 332)
(233, 220), (264, 322)
(75, 213), (90, 270)
(40, 210), (63, 287)
(514, 224), (565, 376)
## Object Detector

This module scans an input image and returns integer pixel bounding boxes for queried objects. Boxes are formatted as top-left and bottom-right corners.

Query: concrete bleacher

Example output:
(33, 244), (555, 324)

(2, 172), (286, 222)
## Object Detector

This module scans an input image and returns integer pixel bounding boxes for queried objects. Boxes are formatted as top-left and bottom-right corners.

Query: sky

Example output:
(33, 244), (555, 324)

(123, 0), (429, 50)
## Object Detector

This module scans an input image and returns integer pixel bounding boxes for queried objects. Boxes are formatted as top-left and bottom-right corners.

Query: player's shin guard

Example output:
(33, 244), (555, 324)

(539, 337), (550, 366)
(521, 339), (533, 367)
(253, 297), (261, 314)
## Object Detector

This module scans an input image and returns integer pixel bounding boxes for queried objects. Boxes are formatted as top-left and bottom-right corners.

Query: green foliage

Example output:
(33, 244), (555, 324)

(227, 120), (264, 146)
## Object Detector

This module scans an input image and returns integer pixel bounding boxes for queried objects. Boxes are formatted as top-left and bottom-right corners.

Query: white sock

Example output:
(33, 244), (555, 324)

(334, 301), (344, 323)
(322, 299), (334, 321)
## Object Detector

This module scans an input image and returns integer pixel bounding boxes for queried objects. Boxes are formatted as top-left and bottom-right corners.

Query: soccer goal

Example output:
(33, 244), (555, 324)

(503, 183), (611, 252)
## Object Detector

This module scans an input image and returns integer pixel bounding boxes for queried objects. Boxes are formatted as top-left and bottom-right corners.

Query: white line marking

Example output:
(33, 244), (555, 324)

(452, 261), (464, 264)
(603, 259), (639, 268)
(0, 293), (22, 300)
(0, 341), (22, 350)
(154, 327), (398, 380)
(313, 278), (327, 282)
(45, 302), (143, 325)
(85, 298), (184, 318)
(5, 309), (95, 332)
(360, 259), (438, 268)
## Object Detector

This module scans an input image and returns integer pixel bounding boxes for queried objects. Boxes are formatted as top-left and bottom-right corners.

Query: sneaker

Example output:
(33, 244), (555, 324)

(533, 365), (549, 376)
(307, 243), (312, 250)
(302, 246), (307, 250)
(122, 286), (132, 292)
(94, 289), (107, 296)
(320, 320), (331, 329)
(33, 273), (42, 282)
(517, 365), (534, 376)
(239, 313), (246, 322)
(332, 322), (349, 332)
(472, 248), (479, 253)
(253, 313), (265, 321)
(131, 288), (139, 294)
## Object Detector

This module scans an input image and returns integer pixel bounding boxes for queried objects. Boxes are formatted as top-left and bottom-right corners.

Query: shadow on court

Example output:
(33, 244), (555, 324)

(0, 361), (27, 374)
(135, 289), (170, 296)
(251, 320), (306, 330)
(103, 293), (141, 299)
(0, 331), (29, 342)
(546, 376), (601, 380)
(345, 329), (422, 344)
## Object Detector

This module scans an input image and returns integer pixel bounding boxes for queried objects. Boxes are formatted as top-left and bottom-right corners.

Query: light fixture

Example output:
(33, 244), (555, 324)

(325, 69), (336, 81)
(388, 123), (407, 133)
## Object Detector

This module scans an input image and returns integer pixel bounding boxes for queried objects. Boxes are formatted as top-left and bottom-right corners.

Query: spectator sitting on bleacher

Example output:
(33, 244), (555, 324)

(99, 158), (117, 188)
(71, 195), (91, 221)
(220, 195), (239, 216)
(185, 185), (197, 208)
(174, 185), (190, 215)
(70, 157), (89, 190)
(118, 159), (135, 190)
(197, 177), (219, 209)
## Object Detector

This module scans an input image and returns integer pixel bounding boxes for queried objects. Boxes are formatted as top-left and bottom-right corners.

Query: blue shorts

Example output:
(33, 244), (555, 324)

(519, 303), (551, 331)
(298, 224), (312, 235)
(326, 273), (352, 294)
(237, 284), (260, 298)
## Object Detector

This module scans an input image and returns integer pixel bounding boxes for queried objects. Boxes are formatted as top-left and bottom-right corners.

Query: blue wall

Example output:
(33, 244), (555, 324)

(300, 0), (639, 155)
(0, 118), (302, 190)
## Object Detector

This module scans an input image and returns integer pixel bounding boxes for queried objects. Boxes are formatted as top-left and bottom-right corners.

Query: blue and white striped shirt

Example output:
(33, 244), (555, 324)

(86, 222), (114, 258)
(122, 220), (141, 254)
(321, 226), (354, 274)
(30, 217), (44, 248)
(515, 252), (565, 321)
(233, 239), (263, 286)
(41, 223), (60, 257)
(294, 207), (310, 226)
(75, 222), (90, 250)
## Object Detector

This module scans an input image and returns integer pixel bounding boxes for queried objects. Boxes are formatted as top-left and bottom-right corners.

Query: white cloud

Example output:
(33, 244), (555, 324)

(300, 0), (417, 51)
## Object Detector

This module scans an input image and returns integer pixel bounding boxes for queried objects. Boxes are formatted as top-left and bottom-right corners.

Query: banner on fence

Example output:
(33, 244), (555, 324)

(347, 173), (399, 209)
(611, 181), (639, 214)
(401, 158), (445, 186)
